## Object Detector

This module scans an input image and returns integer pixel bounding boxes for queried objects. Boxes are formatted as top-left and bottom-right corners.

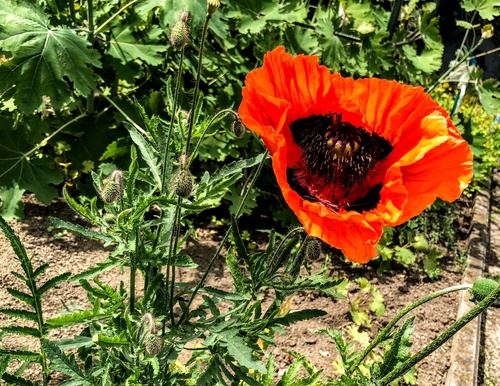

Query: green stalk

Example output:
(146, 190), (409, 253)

(188, 109), (238, 167)
(426, 38), (484, 94)
(184, 14), (211, 154)
(129, 229), (140, 313)
(347, 284), (471, 375)
(377, 281), (500, 385)
(178, 151), (269, 325)
(161, 48), (186, 193)
(86, 0), (95, 115)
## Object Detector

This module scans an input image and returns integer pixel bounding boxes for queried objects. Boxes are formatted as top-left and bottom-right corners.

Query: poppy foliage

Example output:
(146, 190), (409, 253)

(238, 46), (473, 263)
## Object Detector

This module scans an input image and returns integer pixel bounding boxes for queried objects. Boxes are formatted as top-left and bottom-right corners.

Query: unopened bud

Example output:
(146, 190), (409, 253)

(100, 169), (123, 204)
(171, 169), (194, 198)
(169, 20), (190, 49)
(208, 0), (220, 15)
(144, 333), (164, 356)
(470, 278), (500, 307)
(231, 118), (246, 139)
(305, 237), (322, 261)
(481, 24), (494, 39)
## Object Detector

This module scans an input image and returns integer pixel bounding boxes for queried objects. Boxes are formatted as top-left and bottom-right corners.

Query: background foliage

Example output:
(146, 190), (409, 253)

(1, 0), (499, 219)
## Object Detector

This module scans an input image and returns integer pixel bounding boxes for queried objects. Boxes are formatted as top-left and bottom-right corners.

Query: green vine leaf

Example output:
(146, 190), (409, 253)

(107, 23), (168, 66)
(0, 0), (101, 112)
(461, 0), (500, 20)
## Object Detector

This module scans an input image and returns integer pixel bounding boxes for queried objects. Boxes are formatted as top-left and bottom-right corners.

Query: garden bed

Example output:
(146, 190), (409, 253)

(1, 193), (491, 385)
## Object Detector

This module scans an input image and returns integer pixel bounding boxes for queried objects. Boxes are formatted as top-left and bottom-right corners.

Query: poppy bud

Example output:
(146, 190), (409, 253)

(231, 118), (246, 138)
(171, 169), (194, 198)
(100, 169), (123, 204)
(305, 237), (322, 261)
(208, 0), (220, 15)
(470, 278), (500, 307)
(144, 333), (164, 356)
(169, 19), (190, 49)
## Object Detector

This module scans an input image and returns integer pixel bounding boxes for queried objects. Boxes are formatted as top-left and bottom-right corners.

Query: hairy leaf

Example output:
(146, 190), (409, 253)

(38, 272), (72, 296)
(0, 0), (101, 112)
(218, 329), (267, 373)
(0, 325), (41, 338)
(41, 339), (93, 384)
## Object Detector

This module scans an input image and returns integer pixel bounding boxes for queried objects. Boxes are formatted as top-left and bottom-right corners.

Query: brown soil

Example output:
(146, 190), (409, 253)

(0, 194), (490, 385)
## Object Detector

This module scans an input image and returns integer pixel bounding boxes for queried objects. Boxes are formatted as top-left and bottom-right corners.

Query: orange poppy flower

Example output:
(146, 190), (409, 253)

(238, 46), (473, 263)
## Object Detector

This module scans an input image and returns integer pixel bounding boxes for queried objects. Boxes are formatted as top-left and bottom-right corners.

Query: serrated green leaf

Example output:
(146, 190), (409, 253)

(0, 325), (41, 338)
(45, 303), (121, 327)
(270, 309), (327, 327)
(53, 336), (94, 350)
(401, 45), (443, 73)
(38, 272), (71, 296)
(96, 333), (129, 347)
(123, 122), (162, 190)
(2, 372), (40, 385)
(107, 23), (167, 66)
(6, 288), (34, 307)
(374, 316), (414, 380)
(0, 348), (40, 361)
(0, 0), (101, 112)
(0, 308), (38, 322)
(478, 79), (500, 115)
(394, 246), (415, 266)
(461, 0), (500, 20)
(68, 256), (122, 283)
(41, 339), (93, 384)
(32, 262), (49, 279)
(218, 329), (267, 373)
(48, 217), (115, 244)
(62, 186), (96, 222)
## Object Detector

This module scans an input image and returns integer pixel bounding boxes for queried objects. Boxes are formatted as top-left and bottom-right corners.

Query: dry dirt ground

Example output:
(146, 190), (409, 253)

(0, 194), (497, 385)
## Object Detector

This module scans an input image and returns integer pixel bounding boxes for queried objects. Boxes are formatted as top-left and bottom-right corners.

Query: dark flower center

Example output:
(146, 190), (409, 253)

(287, 113), (393, 213)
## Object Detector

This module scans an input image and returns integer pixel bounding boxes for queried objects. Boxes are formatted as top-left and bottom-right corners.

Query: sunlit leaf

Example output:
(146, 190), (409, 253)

(0, 0), (101, 112)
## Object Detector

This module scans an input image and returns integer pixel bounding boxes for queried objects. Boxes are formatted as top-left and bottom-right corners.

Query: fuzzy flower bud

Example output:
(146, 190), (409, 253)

(100, 169), (123, 204)
(171, 169), (194, 198)
(231, 118), (246, 139)
(470, 278), (500, 307)
(144, 333), (164, 357)
(208, 0), (220, 15)
(169, 19), (190, 49)
(305, 237), (322, 261)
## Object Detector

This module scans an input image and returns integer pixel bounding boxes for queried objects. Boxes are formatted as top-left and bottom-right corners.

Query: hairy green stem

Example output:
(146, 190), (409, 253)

(178, 151), (269, 324)
(129, 229), (140, 313)
(188, 108), (238, 166)
(161, 48), (186, 193)
(377, 282), (500, 385)
(347, 284), (471, 375)
(184, 14), (211, 154)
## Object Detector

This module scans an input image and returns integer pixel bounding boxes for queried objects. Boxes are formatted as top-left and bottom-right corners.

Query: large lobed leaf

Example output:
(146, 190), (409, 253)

(0, 0), (101, 112)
